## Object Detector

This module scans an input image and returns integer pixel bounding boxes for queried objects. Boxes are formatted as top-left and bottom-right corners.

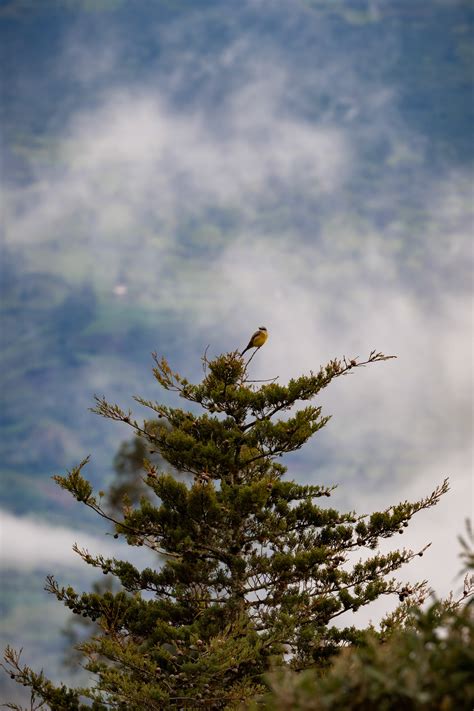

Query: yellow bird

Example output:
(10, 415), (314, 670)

(240, 326), (268, 356)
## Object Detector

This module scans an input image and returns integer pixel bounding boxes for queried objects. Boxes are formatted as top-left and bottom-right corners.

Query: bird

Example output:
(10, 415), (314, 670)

(240, 326), (268, 356)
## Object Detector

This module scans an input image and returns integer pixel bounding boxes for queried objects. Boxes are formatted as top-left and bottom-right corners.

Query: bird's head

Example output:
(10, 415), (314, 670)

(259, 326), (267, 332)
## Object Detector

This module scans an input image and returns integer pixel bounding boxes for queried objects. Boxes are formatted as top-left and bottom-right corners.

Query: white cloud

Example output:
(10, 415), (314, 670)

(206, 209), (472, 470)
(0, 509), (152, 573)
(8, 65), (350, 219)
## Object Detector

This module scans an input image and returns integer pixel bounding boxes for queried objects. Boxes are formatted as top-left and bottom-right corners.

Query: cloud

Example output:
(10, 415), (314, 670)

(5, 85), (350, 263)
(0, 509), (152, 572)
(206, 198), (472, 489)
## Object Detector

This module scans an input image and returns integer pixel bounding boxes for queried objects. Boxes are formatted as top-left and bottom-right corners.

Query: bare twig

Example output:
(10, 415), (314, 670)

(245, 347), (260, 368)
(201, 345), (211, 374)
(246, 376), (279, 383)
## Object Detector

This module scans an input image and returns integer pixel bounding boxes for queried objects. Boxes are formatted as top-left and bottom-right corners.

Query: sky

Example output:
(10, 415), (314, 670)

(1, 0), (473, 695)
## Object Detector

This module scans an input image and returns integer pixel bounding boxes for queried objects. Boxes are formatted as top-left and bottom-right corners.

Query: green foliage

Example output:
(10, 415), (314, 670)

(2, 349), (454, 709)
(253, 601), (474, 711)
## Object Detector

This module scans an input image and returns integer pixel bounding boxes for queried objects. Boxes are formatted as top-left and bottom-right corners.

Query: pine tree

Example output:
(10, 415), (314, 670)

(3, 349), (449, 710)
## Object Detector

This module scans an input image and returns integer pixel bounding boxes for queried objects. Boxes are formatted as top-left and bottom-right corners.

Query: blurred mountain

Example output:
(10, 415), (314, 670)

(1, 0), (472, 515)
